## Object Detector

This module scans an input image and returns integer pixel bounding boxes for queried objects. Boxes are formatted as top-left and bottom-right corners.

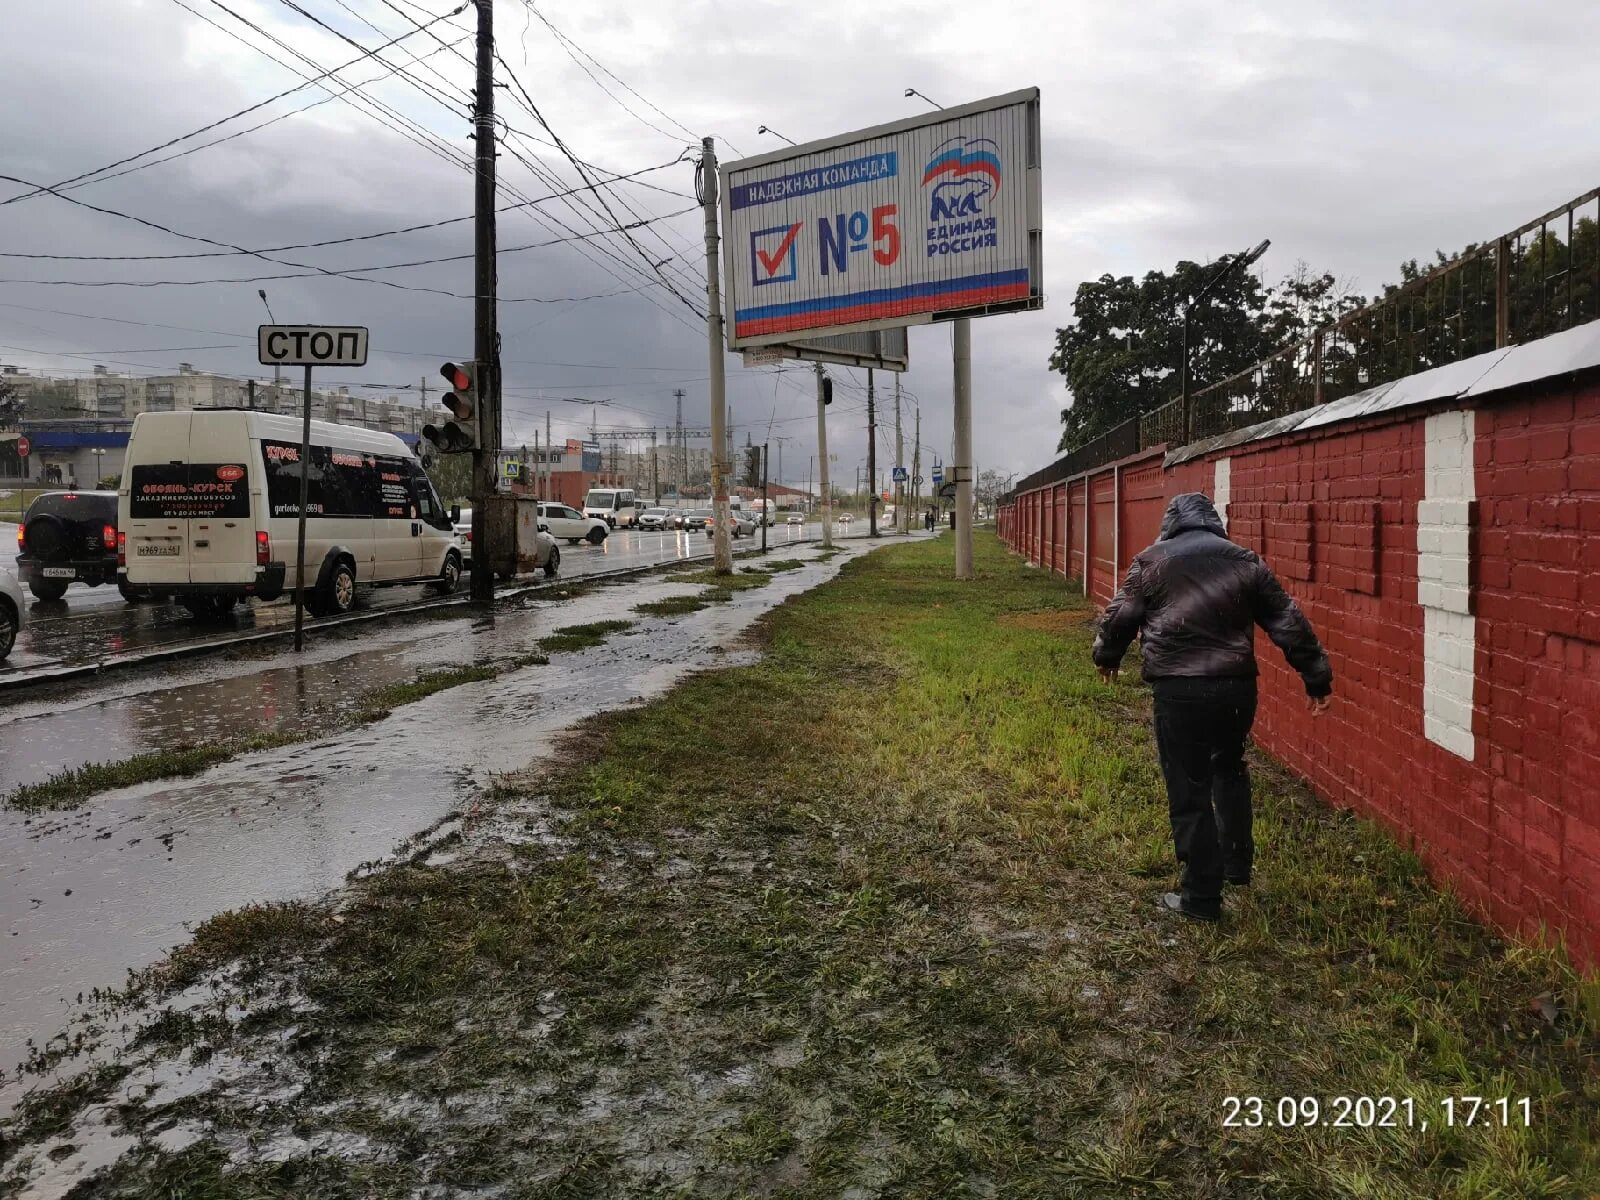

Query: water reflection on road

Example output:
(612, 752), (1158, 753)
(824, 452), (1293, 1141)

(0, 542), (874, 1079)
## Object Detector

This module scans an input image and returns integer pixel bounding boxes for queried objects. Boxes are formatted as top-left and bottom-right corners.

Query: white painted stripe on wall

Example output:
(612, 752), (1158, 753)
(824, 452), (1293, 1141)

(1213, 456), (1231, 530)
(1420, 409), (1476, 760)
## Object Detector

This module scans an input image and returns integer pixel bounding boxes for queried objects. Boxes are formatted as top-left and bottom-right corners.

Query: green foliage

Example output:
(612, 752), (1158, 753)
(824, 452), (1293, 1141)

(423, 451), (473, 505)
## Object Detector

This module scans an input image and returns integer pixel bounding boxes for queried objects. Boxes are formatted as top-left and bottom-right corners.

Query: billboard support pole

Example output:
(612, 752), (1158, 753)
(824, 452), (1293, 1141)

(894, 376), (904, 534)
(867, 368), (877, 538)
(701, 136), (733, 575)
(953, 317), (974, 579)
(815, 363), (832, 548)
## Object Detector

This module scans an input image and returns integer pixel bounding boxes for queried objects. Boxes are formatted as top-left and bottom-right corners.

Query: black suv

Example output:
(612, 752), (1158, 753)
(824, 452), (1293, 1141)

(16, 491), (153, 603)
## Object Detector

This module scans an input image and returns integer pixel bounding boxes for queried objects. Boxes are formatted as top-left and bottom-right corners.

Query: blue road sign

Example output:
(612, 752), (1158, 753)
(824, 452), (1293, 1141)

(892, 466), (908, 482)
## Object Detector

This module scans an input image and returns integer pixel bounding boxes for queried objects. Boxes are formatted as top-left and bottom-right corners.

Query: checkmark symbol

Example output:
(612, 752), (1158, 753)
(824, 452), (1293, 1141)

(756, 224), (801, 276)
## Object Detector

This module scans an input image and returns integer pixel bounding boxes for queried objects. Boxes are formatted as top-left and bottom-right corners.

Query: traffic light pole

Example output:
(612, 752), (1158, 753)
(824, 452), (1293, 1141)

(700, 137), (733, 575)
(293, 363), (313, 652)
(470, 0), (498, 606)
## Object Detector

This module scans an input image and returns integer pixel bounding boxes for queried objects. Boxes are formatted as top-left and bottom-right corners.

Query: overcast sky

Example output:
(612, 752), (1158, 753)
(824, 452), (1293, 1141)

(2, 0), (1595, 485)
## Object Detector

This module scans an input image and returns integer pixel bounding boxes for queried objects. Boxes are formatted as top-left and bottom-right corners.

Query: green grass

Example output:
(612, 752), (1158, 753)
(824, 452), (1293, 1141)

(9, 537), (1595, 1198)
(357, 665), (497, 719)
(536, 619), (635, 653)
(3, 731), (308, 812)
(664, 568), (771, 592)
(633, 595), (710, 617)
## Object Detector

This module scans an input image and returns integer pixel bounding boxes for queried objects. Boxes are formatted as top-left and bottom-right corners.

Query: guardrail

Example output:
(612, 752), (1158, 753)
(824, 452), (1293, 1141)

(1004, 185), (1600, 501)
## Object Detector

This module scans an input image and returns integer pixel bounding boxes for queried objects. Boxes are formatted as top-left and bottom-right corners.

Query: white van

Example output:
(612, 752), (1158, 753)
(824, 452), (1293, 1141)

(582, 487), (638, 528)
(119, 410), (460, 620)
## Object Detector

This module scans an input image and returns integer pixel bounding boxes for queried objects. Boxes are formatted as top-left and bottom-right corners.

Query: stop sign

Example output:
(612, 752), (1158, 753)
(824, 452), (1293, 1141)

(15, 435), (29, 457)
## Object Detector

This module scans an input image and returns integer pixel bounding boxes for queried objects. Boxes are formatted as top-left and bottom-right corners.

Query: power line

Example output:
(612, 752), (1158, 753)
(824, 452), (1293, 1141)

(0, 2), (472, 207)
(0, 158), (688, 261)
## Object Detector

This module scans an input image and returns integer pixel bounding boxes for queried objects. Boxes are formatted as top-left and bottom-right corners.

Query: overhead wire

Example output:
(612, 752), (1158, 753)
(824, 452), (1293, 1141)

(0, 2), (472, 207)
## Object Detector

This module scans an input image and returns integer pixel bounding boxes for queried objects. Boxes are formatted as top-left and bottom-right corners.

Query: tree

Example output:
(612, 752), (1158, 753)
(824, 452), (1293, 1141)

(1048, 258), (1276, 451)
(423, 451), (473, 505)
(1048, 260), (1363, 451)
(975, 468), (1009, 507)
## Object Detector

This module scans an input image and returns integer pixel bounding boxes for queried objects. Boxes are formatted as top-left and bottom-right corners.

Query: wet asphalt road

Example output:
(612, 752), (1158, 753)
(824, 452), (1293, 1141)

(0, 535), (919, 1083)
(0, 521), (848, 679)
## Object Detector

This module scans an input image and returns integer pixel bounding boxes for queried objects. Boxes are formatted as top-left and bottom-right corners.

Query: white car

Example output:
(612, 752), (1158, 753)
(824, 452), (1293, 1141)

(539, 502), (609, 545)
(452, 506), (473, 565)
(786, 513), (805, 526)
(0, 567), (25, 660)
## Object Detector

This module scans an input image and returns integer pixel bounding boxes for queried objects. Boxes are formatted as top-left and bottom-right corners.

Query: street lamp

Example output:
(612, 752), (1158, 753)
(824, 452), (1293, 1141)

(258, 289), (280, 408)
(757, 124), (796, 146)
(903, 87), (943, 110)
(1179, 238), (1271, 442)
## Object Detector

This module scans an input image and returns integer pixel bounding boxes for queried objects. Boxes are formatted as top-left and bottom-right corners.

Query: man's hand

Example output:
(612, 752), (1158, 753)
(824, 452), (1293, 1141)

(1308, 694), (1330, 716)
(1098, 666), (1119, 684)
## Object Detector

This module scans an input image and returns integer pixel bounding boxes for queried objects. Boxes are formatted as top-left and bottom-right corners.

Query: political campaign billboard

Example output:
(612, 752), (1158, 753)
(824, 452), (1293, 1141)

(721, 88), (1041, 349)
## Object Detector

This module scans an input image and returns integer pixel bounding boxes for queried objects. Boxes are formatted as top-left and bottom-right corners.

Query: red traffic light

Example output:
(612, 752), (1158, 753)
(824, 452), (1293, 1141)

(440, 361), (472, 391)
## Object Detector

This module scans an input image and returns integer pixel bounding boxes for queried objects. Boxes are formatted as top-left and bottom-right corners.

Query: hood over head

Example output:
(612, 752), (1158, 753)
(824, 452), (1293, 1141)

(1159, 492), (1227, 540)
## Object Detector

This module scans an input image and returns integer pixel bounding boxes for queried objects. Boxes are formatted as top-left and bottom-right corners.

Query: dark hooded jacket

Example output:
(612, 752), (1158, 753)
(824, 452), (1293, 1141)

(1092, 493), (1332, 696)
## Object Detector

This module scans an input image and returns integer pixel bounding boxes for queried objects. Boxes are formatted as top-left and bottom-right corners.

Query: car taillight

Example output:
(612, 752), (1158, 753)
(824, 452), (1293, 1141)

(117, 531), (126, 568)
(15, 525), (22, 549)
(102, 523), (116, 551)
(256, 530), (270, 566)
(466, 531), (473, 542)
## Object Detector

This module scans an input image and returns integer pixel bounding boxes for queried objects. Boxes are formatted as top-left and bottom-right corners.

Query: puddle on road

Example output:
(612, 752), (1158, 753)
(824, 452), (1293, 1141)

(0, 548), (864, 1088)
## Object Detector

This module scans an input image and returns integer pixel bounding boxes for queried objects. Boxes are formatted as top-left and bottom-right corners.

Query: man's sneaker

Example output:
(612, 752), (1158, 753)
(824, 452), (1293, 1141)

(1160, 892), (1220, 923)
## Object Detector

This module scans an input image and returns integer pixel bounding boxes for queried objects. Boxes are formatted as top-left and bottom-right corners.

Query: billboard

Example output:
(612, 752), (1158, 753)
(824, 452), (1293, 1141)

(741, 327), (910, 372)
(721, 88), (1041, 349)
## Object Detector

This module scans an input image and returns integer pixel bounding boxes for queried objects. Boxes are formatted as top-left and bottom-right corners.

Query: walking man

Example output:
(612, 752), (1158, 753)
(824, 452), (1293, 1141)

(1092, 493), (1332, 922)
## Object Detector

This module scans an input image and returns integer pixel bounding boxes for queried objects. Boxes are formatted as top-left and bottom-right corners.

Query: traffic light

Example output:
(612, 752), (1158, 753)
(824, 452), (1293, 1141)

(422, 361), (480, 453)
(822, 376), (833, 405)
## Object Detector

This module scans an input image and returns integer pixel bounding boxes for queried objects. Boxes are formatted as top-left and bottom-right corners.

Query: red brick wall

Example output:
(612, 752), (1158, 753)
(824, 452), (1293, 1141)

(997, 374), (1600, 966)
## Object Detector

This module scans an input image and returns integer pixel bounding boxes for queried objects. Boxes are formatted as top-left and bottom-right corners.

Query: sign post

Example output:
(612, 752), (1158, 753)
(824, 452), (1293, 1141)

(258, 325), (369, 650)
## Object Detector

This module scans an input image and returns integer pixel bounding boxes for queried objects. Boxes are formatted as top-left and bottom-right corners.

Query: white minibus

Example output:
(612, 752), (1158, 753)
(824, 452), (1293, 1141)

(119, 410), (461, 620)
(582, 487), (639, 528)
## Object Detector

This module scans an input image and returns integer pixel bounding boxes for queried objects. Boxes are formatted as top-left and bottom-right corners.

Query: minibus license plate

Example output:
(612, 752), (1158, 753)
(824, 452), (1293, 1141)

(137, 544), (180, 557)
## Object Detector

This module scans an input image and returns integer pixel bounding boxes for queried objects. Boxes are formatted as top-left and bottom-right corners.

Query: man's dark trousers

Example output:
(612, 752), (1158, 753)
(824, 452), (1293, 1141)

(1151, 676), (1258, 913)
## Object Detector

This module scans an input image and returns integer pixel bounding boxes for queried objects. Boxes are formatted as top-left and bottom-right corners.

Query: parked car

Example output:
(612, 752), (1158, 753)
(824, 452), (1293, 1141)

(786, 512), (805, 526)
(538, 502), (609, 545)
(636, 507), (672, 530)
(452, 505), (473, 566)
(121, 409), (460, 621)
(15, 490), (156, 603)
(709, 511), (756, 538)
(0, 567), (26, 659)
(683, 508), (712, 530)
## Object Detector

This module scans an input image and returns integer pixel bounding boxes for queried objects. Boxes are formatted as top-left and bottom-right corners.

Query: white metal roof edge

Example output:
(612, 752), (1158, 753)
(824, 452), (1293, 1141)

(1164, 315), (1600, 467)
(720, 87), (1041, 175)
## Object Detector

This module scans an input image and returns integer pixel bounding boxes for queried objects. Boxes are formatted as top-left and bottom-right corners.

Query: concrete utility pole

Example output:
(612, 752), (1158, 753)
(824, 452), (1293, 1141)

(672, 388), (685, 496)
(894, 376), (904, 533)
(867, 368), (878, 537)
(815, 363), (832, 548)
(469, 0), (499, 606)
(700, 138), (733, 574)
(953, 317), (973, 579)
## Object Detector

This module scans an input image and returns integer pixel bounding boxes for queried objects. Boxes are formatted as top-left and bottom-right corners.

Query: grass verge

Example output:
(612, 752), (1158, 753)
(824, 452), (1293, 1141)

(536, 619), (635, 653)
(4, 732), (308, 813)
(633, 595), (710, 617)
(7, 537), (1595, 1198)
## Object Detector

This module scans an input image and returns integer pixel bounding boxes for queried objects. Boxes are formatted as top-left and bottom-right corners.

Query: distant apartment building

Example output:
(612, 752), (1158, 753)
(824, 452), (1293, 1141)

(0, 362), (428, 485)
